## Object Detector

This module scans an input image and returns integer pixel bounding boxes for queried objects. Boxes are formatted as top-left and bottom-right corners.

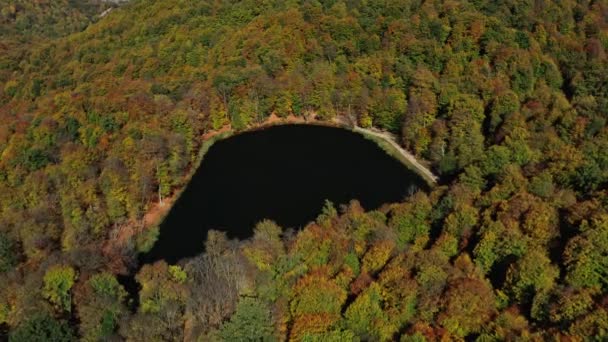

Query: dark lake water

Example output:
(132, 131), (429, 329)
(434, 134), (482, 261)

(141, 124), (426, 264)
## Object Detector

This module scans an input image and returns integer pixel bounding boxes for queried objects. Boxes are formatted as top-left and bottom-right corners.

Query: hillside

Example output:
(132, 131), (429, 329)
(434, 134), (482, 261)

(0, 0), (109, 40)
(0, 0), (114, 80)
(1, 0), (608, 340)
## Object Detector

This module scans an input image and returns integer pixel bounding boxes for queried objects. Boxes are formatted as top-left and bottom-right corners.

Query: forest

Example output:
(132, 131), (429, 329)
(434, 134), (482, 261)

(0, 0), (608, 340)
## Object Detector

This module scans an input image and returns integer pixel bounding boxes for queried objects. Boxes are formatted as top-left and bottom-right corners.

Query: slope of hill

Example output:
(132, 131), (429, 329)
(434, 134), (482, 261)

(0, 0), (115, 94)
(0, 0), (108, 40)
(1, 0), (607, 340)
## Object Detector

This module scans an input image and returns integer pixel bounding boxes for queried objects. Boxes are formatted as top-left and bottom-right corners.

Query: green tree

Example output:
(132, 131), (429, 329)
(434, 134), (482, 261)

(0, 233), (17, 273)
(10, 314), (74, 342)
(473, 220), (526, 274)
(528, 171), (554, 198)
(403, 67), (438, 155)
(563, 215), (608, 289)
(440, 94), (485, 174)
(43, 265), (77, 312)
(548, 287), (596, 324)
(77, 272), (127, 341)
(301, 329), (358, 342)
(219, 297), (276, 341)
(388, 192), (432, 248)
(371, 88), (407, 131)
(487, 90), (519, 134)
(506, 251), (558, 302)
(345, 282), (390, 340)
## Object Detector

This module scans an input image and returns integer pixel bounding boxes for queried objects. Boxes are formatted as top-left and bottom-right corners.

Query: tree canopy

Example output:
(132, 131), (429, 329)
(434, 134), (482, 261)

(1, 0), (608, 340)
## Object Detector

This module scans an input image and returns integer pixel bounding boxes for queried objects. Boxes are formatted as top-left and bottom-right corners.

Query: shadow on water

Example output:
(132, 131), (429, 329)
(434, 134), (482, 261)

(140, 124), (427, 265)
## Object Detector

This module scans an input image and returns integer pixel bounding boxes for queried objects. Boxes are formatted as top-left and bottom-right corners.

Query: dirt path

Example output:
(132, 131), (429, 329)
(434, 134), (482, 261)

(258, 112), (439, 185)
(102, 194), (175, 269)
(351, 125), (439, 185)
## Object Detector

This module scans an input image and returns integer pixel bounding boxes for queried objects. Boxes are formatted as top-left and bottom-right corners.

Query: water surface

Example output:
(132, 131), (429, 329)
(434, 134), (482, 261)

(142, 124), (425, 264)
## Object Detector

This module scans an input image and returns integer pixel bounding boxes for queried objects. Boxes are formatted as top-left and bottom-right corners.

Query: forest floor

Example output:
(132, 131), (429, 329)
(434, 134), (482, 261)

(142, 195), (175, 227)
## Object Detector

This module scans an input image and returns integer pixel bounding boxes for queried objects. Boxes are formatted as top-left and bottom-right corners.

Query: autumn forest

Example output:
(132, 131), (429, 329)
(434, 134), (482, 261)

(1, 0), (608, 340)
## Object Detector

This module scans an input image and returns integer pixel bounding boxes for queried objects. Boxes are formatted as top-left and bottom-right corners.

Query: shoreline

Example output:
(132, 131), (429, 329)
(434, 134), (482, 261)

(119, 114), (439, 260)
(350, 125), (439, 186)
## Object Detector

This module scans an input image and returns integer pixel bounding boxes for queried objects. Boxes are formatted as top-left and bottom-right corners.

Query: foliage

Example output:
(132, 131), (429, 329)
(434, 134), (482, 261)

(438, 278), (496, 338)
(1, 0), (608, 339)
(42, 265), (77, 312)
(218, 297), (276, 342)
(9, 314), (74, 342)
(76, 272), (127, 341)
(0, 233), (17, 273)
(563, 214), (608, 289)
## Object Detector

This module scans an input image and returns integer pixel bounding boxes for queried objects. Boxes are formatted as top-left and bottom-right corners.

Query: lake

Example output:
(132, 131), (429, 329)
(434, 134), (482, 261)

(141, 124), (426, 264)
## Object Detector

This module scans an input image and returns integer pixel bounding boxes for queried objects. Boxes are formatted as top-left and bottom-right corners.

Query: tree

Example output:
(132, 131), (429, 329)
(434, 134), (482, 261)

(568, 307), (608, 339)
(522, 200), (559, 247)
(345, 278), (381, 332)
(344, 282), (392, 341)
(440, 94), (485, 174)
(476, 308), (532, 341)
(316, 200), (338, 227)
(375, 258), (418, 336)
(244, 220), (285, 271)
(479, 145), (511, 176)
(370, 88), (407, 132)
(300, 329), (358, 342)
(290, 273), (347, 318)
(0, 233), (17, 273)
(506, 250), (558, 302)
(219, 297), (276, 341)
(209, 92), (229, 130)
(136, 261), (187, 315)
(563, 214), (608, 289)
(99, 158), (129, 221)
(487, 90), (519, 135)
(76, 272), (127, 341)
(473, 220), (526, 274)
(438, 277), (496, 338)
(156, 160), (171, 205)
(388, 192), (432, 249)
(126, 261), (188, 341)
(403, 67), (438, 155)
(10, 314), (74, 342)
(185, 245), (247, 332)
(361, 240), (395, 274)
(548, 287), (596, 324)
(42, 265), (77, 312)
(443, 203), (478, 243)
(528, 171), (554, 198)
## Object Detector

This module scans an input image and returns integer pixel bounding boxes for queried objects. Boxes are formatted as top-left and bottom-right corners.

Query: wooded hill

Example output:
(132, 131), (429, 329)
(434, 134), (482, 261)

(1, 0), (607, 340)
